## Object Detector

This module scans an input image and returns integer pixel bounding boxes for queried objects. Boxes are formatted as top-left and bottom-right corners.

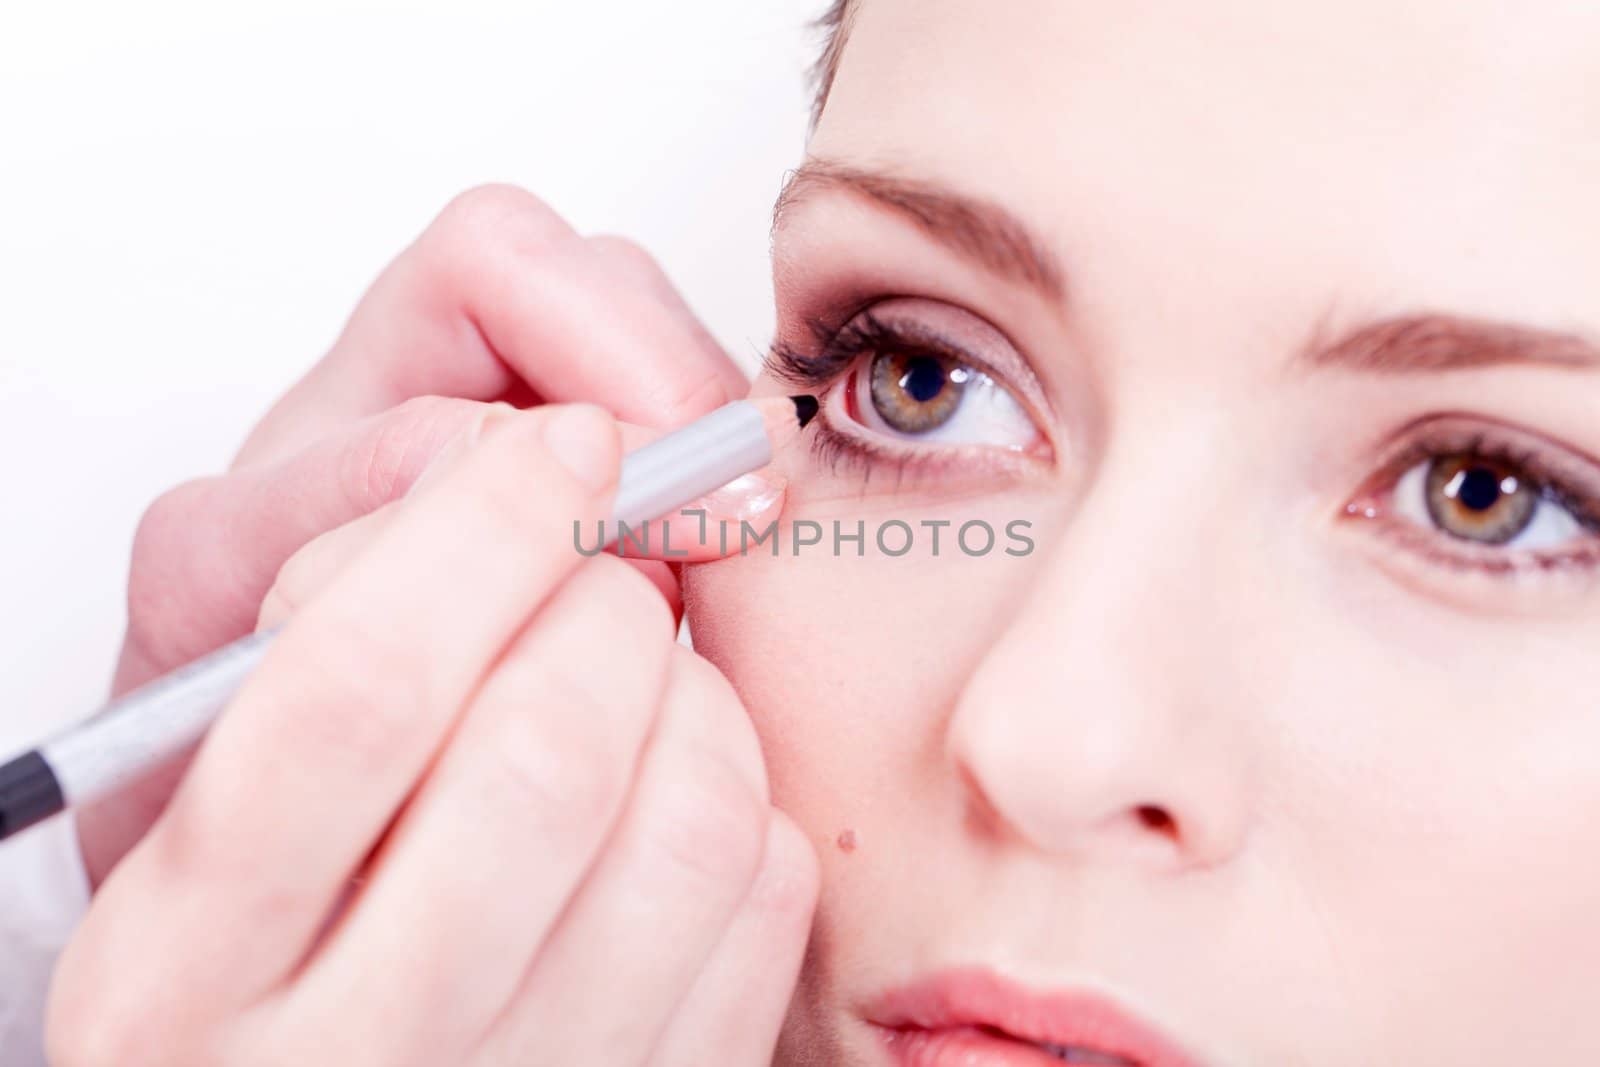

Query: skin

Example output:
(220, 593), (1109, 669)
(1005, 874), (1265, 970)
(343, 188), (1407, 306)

(49, 189), (818, 1066)
(686, 0), (1600, 1063)
(44, 1), (1600, 1064)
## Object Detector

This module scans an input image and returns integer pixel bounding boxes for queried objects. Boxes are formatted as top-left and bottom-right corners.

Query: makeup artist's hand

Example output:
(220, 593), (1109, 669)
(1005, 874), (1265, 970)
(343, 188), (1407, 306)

(81, 184), (754, 886)
(48, 402), (818, 1067)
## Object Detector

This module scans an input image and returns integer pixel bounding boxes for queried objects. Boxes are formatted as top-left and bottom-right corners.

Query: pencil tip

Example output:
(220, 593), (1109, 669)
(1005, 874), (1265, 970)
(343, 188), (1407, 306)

(790, 394), (819, 429)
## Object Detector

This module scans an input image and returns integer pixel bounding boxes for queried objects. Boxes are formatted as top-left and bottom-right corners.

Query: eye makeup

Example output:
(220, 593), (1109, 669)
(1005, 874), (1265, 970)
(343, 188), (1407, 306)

(763, 297), (1055, 485)
(765, 282), (1600, 601)
(1343, 413), (1600, 578)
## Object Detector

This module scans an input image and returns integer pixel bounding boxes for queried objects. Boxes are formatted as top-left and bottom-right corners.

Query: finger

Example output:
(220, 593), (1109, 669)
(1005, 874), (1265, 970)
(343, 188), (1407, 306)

(249, 417), (756, 635)
(266, 555), (678, 1063)
(98, 403), (624, 1012)
(598, 421), (789, 566)
(585, 420), (786, 619)
(645, 811), (820, 1067)
(83, 399), (508, 888)
(236, 187), (748, 465)
(117, 396), (505, 690)
(249, 400), (524, 632)
(255, 489), (686, 632)
(583, 232), (750, 401)
(618, 468), (789, 566)
(122, 399), (751, 691)
(254, 505), (397, 632)
(478, 648), (770, 1066)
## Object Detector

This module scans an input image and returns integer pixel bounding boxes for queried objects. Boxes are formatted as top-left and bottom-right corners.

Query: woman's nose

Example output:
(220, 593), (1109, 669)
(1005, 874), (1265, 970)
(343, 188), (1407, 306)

(946, 472), (1258, 873)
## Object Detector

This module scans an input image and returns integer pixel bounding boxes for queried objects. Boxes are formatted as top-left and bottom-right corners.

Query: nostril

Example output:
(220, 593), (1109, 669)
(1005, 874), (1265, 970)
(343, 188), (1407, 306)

(1135, 804), (1176, 837)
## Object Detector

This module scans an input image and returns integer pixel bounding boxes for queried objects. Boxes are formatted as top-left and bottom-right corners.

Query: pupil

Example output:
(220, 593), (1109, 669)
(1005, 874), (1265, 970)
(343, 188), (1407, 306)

(1456, 466), (1502, 511)
(899, 356), (947, 403)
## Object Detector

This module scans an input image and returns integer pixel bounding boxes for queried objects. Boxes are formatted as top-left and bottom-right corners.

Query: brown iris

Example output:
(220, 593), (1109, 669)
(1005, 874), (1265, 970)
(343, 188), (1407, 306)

(1425, 453), (1538, 544)
(868, 349), (969, 433)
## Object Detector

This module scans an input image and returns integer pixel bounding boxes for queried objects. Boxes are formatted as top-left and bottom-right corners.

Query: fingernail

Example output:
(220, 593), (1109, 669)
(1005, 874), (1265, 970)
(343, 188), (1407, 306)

(542, 404), (619, 492)
(695, 469), (786, 521)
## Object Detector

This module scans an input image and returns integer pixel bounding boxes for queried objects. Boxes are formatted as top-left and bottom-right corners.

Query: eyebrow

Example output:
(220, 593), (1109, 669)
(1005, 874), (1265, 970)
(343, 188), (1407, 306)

(1296, 310), (1600, 374)
(773, 160), (1068, 302)
(774, 162), (1598, 377)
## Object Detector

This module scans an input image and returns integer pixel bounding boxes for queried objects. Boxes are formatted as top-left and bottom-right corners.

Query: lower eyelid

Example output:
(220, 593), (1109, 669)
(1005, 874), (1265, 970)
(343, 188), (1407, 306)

(1362, 511), (1600, 582)
(805, 388), (1049, 488)
(1327, 508), (1600, 622)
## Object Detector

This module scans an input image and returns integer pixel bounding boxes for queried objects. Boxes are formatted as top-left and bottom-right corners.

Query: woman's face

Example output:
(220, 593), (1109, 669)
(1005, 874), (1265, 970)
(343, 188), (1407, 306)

(684, 0), (1600, 1062)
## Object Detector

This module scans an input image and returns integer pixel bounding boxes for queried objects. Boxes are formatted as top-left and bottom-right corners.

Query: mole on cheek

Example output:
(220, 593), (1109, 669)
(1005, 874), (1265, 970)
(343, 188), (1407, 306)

(836, 828), (858, 854)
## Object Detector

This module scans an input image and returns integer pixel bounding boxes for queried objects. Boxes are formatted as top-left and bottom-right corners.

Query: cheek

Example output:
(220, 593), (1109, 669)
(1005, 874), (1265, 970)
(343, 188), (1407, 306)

(681, 517), (1041, 835)
(1258, 592), (1600, 1048)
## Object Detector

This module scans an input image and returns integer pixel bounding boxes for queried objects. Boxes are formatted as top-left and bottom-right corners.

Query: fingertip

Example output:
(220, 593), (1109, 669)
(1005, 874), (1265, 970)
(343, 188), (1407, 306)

(716, 359), (756, 408)
(539, 403), (622, 495)
(628, 558), (684, 623)
(751, 810), (822, 929)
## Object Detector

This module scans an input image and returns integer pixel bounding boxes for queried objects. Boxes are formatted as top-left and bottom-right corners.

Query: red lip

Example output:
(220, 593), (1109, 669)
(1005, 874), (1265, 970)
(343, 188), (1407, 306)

(865, 968), (1205, 1067)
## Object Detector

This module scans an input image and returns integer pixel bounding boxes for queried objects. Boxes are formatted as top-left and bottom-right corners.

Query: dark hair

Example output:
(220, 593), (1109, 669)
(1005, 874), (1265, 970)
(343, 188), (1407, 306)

(808, 0), (855, 132)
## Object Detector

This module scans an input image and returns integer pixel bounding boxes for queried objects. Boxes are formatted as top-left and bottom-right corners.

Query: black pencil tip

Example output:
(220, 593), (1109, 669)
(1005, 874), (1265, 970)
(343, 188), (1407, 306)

(790, 394), (820, 429)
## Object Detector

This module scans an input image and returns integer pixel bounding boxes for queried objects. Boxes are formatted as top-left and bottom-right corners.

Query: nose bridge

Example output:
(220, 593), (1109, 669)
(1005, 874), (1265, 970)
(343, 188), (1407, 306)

(1045, 408), (1238, 686)
(947, 412), (1257, 868)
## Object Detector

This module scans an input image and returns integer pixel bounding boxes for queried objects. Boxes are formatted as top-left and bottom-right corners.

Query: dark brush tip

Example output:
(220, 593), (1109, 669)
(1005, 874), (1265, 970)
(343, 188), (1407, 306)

(790, 394), (820, 429)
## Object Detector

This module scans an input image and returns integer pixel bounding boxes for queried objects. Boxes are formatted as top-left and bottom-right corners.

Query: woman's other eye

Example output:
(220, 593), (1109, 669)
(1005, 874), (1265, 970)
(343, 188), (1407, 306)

(1393, 452), (1581, 550)
(1347, 418), (1600, 575)
(844, 344), (1037, 450)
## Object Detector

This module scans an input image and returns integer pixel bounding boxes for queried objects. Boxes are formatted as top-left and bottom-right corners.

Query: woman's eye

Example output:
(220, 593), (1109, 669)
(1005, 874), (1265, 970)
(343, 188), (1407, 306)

(1392, 451), (1583, 550)
(845, 347), (1036, 449)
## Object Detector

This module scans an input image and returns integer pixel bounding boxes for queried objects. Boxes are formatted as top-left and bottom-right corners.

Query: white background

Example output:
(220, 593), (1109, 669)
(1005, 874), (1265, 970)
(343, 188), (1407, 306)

(0, 1), (826, 749)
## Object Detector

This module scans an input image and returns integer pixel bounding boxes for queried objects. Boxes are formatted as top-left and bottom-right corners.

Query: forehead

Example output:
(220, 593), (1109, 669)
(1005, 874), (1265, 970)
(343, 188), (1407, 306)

(809, 0), (1600, 336)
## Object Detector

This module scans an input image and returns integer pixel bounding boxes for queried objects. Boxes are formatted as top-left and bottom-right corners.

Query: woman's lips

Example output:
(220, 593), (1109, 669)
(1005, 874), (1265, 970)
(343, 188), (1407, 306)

(865, 968), (1205, 1067)
(880, 1028), (1134, 1067)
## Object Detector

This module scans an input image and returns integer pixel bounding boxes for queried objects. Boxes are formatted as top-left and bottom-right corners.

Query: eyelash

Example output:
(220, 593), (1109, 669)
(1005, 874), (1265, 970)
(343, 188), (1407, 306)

(763, 309), (1033, 484)
(1351, 420), (1600, 574)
